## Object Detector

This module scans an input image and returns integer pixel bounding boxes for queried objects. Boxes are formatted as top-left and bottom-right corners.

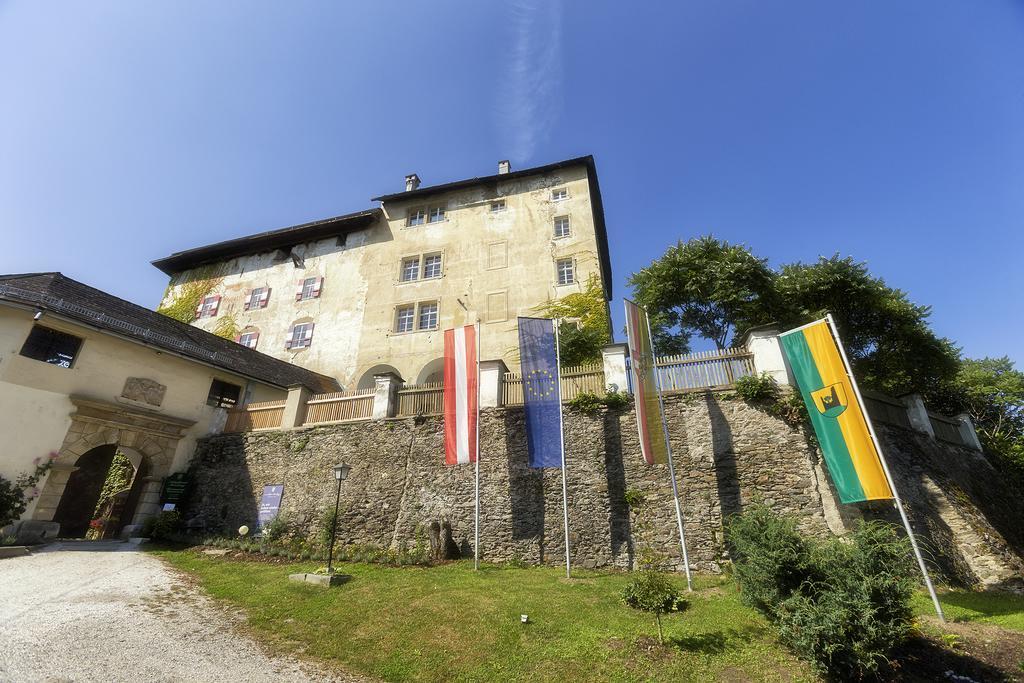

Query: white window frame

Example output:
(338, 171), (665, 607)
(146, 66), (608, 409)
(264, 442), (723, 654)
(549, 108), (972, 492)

(394, 301), (440, 333)
(400, 257), (420, 282)
(422, 253), (443, 279)
(199, 295), (219, 319)
(556, 257), (575, 286)
(395, 305), (416, 333)
(490, 199), (506, 212)
(417, 301), (439, 330)
(288, 322), (314, 349)
(238, 331), (259, 349)
(428, 206), (446, 223)
(554, 215), (571, 238)
(407, 208), (426, 227)
(551, 187), (568, 201)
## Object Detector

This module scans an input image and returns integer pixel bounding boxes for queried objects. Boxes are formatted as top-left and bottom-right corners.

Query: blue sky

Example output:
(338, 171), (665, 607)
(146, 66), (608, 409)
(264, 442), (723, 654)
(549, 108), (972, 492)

(1, 1), (1021, 363)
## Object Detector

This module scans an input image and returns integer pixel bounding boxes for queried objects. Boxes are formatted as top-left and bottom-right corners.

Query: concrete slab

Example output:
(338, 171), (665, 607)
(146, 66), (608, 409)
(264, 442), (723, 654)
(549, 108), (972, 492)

(288, 573), (351, 587)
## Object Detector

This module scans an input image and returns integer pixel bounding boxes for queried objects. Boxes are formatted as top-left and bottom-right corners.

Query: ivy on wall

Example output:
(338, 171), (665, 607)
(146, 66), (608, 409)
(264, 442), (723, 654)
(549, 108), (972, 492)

(156, 266), (222, 323)
(213, 314), (240, 340)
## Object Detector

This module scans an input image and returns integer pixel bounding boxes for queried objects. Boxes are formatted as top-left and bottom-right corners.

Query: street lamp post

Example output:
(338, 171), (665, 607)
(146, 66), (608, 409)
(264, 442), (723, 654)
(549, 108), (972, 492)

(326, 462), (351, 576)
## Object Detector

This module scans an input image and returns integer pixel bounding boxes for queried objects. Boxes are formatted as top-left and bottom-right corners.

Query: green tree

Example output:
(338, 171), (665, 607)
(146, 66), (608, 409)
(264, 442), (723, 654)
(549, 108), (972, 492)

(534, 275), (611, 366)
(629, 236), (778, 351)
(771, 255), (961, 398)
(934, 357), (1024, 473)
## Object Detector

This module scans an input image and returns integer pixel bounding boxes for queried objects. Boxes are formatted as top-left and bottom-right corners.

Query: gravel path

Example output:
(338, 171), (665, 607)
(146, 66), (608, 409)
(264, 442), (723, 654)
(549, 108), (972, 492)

(0, 541), (363, 682)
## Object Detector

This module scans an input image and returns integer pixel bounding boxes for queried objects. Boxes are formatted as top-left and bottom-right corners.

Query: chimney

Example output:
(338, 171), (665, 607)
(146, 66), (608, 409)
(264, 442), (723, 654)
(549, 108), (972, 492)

(405, 173), (421, 192)
(498, 160), (511, 175)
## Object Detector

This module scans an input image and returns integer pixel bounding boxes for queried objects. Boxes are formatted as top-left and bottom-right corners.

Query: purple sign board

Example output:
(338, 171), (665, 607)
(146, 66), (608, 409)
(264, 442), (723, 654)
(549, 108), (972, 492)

(257, 484), (284, 529)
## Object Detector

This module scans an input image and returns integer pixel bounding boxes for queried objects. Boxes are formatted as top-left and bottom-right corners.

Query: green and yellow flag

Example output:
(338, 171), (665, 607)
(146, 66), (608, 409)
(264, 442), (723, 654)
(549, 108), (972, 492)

(779, 319), (892, 504)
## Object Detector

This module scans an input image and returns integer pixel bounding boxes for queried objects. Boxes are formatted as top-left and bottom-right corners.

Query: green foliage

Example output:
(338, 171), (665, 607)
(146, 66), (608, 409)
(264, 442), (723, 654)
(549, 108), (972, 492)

(289, 436), (310, 453)
(317, 506), (338, 551)
(212, 314), (239, 340)
(629, 236), (778, 351)
(92, 451), (134, 518)
(733, 373), (779, 403)
(156, 267), (221, 323)
(566, 390), (631, 416)
(621, 570), (687, 643)
(0, 454), (56, 529)
(142, 510), (182, 541)
(726, 505), (917, 678)
(534, 275), (611, 366)
(261, 514), (290, 543)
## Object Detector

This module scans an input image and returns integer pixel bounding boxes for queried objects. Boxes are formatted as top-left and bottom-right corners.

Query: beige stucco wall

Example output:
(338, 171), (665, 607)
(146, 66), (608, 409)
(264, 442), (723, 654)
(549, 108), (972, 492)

(0, 305), (286, 521)
(163, 162), (607, 389)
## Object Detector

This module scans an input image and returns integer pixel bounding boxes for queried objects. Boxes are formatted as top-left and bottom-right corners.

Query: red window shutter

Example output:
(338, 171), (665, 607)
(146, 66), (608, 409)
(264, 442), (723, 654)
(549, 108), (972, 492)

(285, 326), (294, 349)
(295, 280), (304, 301)
(208, 295), (220, 316)
(234, 333), (241, 343)
(250, 331), (260, 347)
(195, 300), (204, 317)
(260, 287), (271, 308)
(312, 277), (323, 298)
(304, 323), (315, 346)
(243, 289), (252, 311)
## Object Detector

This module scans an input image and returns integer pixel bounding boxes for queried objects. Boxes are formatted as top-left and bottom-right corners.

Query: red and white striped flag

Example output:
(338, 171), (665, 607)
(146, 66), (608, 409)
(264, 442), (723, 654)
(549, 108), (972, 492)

(443, 325), (478, 465)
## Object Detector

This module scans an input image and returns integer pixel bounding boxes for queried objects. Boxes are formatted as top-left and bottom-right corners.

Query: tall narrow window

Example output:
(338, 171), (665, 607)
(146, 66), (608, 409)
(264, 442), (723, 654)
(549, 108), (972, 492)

(428, 206), (445, 223)
(400, 257), (420, 282)
(395, 305), (416, 333)
(554, 216), (571, 238)
(197, 295), (220, 318)
(245, 287), (270, 311)
(418, 302), (438, 330)
(297, 277), (322, 301)
(407, 208), (426, 226)
(551, 187), (568, 201)
(19, 326), (83, 368)
(556, 258), (575, 285)
(422, 254), (442, 279)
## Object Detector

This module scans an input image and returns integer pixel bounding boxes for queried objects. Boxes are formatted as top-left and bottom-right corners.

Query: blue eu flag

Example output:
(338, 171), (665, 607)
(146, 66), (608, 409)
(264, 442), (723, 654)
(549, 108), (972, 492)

(518, 317), (564, 468)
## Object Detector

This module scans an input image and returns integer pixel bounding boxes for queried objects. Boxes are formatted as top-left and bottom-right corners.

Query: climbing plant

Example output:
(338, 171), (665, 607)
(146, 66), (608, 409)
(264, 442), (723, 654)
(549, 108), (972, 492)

(533, 274), (611, 366)
(212, 314), (240, 340)
(0, 453), (57, 528)
(156, 266), (222, 323)
(91, 451), (135, 518)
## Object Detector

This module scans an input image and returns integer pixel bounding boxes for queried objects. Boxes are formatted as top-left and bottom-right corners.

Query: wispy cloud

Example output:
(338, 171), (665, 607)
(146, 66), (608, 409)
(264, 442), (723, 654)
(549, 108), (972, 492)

(496, 0), (563, 163)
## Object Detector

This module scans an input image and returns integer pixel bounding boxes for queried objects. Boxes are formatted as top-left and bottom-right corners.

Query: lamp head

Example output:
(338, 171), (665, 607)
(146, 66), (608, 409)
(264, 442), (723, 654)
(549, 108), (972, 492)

(333, 462), (351, 481)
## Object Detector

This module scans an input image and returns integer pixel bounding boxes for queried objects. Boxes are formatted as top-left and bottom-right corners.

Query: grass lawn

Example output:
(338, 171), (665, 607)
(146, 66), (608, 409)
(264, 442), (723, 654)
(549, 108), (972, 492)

(152, 549), (814, 682)
(916, 589), (1024, 633)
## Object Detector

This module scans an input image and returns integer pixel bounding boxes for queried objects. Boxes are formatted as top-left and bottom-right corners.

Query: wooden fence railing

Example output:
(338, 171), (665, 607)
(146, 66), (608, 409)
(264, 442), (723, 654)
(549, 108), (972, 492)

(303, 388), (375, 425)
(396, 382), (444, 416)
(502, 363), (606, 406)
(223, 399), (286, 433)
(652, 348), (756, 393)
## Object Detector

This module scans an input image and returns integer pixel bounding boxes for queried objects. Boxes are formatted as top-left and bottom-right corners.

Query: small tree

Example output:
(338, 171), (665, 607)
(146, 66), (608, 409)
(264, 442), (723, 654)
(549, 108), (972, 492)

(533, 274), (611, 366)
(621, 570), (686, 643)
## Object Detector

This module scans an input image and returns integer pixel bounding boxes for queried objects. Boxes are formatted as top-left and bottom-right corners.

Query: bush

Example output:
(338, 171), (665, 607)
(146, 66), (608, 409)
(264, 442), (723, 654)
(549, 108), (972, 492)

(142, 510), (182, 541)
(726, 505), (916, 679)
(261, 514), (290, 543)
(734, 372), (779, 403)
(567, 390), (632, 417)
(621, 570), (687, 643)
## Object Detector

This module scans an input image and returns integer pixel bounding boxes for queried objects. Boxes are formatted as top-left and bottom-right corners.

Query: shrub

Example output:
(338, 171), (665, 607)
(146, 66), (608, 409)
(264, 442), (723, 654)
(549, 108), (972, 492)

(567, 390), (632, 417)
(621, 570), (687, 643)
(261, 514), (290, 543)
(726, 505), (917, 678)
(734, 372), (779, 403)
(142, 510), (182, 541)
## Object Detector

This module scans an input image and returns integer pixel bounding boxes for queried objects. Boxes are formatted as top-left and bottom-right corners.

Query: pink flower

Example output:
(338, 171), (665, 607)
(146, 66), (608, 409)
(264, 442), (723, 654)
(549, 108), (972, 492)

(49, 452), (59, 460)
(33, 457), (40, 465)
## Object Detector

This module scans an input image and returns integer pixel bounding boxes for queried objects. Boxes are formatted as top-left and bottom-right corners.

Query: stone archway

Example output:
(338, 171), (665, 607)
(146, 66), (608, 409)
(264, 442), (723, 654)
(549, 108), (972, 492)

(33, 397), (195, 534)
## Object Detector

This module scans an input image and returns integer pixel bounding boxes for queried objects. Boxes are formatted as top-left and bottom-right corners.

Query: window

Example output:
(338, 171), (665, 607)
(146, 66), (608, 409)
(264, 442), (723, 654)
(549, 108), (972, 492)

(296, 277), (323, 301)
(395, 302), (438, 333)
(395, 305), (415, 333)
(554, 215), (571, 238)
(422, 254), (442, 279)
(490, 200), (506, 212)
(551, 187), (568, 201)
(556, 258), (575, 285)
(238, 330), (259, 349)
(244, 287), (270, 311)
(400, 257), (420, 282)
(196, 295), (220, 318)
(398, 253), (443, 282)
(207, 379), (241, 408)
(418, 302), (438, 330)
(286, 322), (314, 349)
(407, 208), (426, 226)
(428, 206), (445, 223)
(19, 326), (83, 368)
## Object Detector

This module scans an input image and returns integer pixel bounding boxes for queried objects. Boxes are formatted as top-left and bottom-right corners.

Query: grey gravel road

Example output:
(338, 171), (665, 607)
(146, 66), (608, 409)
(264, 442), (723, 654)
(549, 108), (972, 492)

(0, 541), (361, 683)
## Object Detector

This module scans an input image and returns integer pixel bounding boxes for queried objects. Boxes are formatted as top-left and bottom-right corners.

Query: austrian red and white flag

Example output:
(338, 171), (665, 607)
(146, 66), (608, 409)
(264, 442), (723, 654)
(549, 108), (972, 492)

(443, 325), (478, 465)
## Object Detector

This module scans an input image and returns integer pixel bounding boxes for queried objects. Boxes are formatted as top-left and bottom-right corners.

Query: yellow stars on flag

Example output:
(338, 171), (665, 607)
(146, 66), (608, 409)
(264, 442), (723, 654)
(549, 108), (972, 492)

(525, 368), (557, 398)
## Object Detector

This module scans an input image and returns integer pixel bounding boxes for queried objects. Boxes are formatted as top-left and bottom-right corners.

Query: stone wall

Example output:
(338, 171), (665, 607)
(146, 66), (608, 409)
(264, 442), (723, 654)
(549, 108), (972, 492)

(184, 392), (1024, 585)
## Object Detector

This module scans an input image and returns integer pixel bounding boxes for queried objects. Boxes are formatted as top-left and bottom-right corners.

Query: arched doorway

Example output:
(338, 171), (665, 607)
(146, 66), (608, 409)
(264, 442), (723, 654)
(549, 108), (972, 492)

(416, 358), (445, 385)
(356, 364), (404, 390)
(51, 446), (147, 539)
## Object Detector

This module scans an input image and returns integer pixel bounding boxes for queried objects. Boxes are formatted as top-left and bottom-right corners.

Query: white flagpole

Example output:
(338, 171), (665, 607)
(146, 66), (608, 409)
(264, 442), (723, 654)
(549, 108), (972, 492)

(637, 301), (693, 591)
(553, 318), (571, 579)
(825, 314), (945, 622)
(474, 320), (482, 571)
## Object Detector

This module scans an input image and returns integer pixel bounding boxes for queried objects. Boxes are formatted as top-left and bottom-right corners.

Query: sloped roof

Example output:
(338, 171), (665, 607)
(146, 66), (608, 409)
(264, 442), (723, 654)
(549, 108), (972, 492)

(0, 273), (339, 393)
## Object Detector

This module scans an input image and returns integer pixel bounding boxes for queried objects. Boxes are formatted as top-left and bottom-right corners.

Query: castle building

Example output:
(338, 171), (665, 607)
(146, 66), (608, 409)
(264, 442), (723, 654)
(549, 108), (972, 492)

(153, 156), (613, 389)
